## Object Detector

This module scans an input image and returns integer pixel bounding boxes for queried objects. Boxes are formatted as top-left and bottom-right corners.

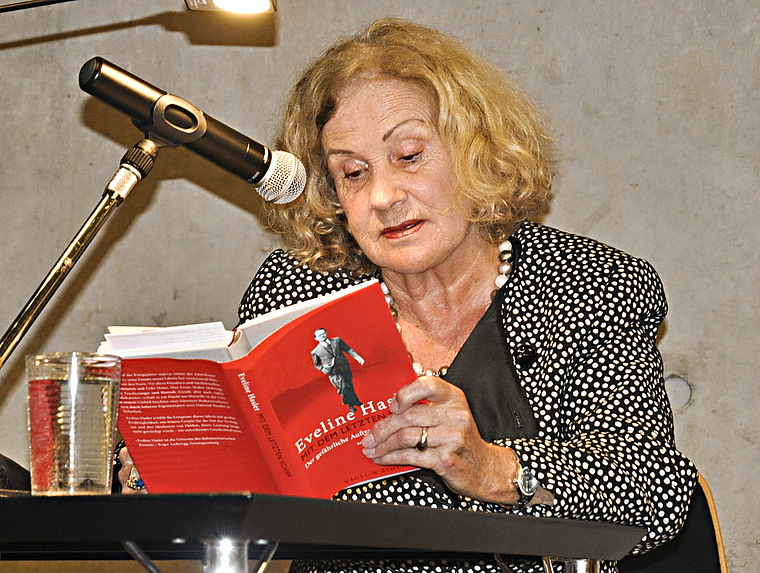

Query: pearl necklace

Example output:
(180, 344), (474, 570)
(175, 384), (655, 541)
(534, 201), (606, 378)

(381, 238), (514, 377)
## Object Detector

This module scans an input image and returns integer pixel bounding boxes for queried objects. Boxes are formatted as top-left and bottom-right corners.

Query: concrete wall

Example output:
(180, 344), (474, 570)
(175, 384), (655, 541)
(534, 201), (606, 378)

(0, 1), (756, 569)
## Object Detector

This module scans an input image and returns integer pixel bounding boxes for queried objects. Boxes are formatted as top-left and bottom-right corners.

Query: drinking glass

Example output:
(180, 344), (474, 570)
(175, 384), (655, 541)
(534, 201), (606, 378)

(26, 352), (121, 495)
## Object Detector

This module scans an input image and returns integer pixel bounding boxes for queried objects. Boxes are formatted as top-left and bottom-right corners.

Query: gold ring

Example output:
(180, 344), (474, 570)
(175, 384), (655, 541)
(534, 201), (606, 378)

(125, 465), (145, 490)
(415, 426), (429, 452)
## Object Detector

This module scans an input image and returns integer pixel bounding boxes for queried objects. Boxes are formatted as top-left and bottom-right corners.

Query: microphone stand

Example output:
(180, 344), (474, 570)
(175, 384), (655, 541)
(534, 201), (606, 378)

(0, 138), (159, 371)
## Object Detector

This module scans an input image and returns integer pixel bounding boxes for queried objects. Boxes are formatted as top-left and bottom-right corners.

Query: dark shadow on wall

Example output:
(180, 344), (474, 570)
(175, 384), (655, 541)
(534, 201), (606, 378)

(0, 10), (276, 51)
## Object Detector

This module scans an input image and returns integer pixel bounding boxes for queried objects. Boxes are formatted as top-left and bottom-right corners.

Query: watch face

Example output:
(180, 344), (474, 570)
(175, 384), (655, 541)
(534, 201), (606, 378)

(519, 467), (539, 496)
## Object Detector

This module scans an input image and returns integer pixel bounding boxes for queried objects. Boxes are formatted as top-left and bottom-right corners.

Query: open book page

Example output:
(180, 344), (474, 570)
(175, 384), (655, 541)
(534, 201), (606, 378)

(117, 281), (418, 498)
(98, 282), (378, 362)
(100, 322), (235, 360)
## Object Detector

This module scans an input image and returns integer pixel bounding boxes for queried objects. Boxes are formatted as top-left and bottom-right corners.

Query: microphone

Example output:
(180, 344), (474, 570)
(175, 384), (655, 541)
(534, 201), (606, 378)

(78, 57), (306, 204)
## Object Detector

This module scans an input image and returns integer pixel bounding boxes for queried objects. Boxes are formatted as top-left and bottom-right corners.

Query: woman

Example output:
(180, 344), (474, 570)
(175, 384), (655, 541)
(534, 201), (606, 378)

(236, 17), (697, 573)
(120, 16), (697, 573)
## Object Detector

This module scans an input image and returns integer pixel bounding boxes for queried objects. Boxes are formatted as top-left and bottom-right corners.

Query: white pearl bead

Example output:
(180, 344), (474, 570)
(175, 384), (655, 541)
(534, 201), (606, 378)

(495, 274), (509, 288)
(498, 240), (512, 253)
(413, 362), (424, 376)
(380, 281), (390, 294)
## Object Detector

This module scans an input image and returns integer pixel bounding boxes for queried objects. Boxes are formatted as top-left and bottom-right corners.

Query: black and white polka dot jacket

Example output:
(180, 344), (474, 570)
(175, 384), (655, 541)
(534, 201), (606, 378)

(238, 222), (698, 572)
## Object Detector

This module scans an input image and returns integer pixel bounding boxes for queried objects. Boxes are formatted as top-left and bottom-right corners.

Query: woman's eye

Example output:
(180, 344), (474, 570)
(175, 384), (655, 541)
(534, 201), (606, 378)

(338, 161), (367, 180)
(396, 143), (426, 164)
(344, 167), (364, 179)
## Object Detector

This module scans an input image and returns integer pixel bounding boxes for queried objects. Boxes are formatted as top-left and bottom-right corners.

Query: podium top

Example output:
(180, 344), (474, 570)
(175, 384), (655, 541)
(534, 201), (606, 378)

(0, 492), (645, 562)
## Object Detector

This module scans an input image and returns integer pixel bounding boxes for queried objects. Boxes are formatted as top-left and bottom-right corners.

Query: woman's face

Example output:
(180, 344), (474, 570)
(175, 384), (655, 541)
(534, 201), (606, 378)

(321, 78), (477, 277)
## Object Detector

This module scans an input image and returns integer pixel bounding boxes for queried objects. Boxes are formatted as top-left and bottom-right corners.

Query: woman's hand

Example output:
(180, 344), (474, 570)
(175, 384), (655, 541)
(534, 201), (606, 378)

(361, 376), (522, 504)
(116, 447), (147, 495)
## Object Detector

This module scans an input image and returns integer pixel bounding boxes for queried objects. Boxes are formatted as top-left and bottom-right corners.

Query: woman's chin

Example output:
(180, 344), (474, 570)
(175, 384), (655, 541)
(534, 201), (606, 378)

(370, 250), (447, 277)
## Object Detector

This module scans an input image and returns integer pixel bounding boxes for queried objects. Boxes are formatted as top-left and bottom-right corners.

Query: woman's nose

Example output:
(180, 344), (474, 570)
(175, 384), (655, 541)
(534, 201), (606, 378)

(368, 169), (407, 210)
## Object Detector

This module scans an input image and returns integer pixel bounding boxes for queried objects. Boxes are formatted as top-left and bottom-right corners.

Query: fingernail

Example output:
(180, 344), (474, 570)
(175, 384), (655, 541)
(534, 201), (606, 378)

(362, 434), (375, 448)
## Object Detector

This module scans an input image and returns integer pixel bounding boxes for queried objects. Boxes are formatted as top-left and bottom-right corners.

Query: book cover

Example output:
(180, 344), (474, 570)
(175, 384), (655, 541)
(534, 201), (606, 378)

(116, 281), (418, 498)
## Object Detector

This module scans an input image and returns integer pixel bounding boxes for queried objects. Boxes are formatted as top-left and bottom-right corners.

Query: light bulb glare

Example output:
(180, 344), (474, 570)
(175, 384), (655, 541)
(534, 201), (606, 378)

(213, 0), (271, 14)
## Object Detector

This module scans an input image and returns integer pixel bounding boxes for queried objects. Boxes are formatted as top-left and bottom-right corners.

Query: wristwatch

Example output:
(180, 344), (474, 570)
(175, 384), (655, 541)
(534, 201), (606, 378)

(514, 461), (539, 507)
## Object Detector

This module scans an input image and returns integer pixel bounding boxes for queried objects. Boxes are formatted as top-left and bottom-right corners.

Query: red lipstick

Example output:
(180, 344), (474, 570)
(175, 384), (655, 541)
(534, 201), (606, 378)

(381, 219), (424, 239)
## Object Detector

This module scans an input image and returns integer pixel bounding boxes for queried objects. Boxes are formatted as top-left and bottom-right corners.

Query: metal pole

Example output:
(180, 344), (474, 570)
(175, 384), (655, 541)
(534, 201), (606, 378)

(542, 557), (600, 573)
(0, 139), (158, 371)
(0, 0), (82, 14)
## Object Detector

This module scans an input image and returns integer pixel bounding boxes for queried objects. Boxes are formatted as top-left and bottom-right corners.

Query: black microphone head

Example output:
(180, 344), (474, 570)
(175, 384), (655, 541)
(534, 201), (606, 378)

(255, 150), (307, 204)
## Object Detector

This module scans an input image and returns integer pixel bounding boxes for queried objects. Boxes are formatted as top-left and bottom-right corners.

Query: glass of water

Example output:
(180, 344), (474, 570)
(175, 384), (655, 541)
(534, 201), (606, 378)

(26, 352), (121, 495)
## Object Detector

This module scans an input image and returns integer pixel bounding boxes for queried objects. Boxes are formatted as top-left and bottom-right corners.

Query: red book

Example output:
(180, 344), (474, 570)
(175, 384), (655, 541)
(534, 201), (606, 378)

(115, 281), (418, 498)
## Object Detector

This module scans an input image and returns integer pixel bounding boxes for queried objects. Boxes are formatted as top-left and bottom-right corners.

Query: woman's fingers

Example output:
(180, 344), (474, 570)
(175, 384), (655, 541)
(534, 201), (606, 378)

(362, 377), (473, 459)
(116, 447), (147, 495)
(390, 375), (452, 413)
(361, 376), (523, 502)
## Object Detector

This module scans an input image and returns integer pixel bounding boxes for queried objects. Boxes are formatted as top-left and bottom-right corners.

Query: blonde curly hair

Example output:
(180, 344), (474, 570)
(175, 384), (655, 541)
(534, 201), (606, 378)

(261, 17), (555, 276)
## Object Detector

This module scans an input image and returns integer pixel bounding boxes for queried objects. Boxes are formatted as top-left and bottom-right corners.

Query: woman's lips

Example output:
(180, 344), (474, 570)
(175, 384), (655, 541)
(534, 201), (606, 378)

(381, 219), (425, 239)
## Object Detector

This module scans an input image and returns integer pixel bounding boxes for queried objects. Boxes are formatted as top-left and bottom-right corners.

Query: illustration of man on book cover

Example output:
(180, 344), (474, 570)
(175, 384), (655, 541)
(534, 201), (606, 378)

(311, 328), (365, 413)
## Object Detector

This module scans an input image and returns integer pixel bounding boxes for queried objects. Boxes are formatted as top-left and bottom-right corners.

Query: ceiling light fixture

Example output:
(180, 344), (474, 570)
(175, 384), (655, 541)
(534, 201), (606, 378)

(0, 0), (276, 14)
(184, 0), (276, 13)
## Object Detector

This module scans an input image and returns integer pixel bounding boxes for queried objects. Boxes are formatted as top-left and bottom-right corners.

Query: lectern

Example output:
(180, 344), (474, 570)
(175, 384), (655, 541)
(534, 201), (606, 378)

(0, 492), (645, 572)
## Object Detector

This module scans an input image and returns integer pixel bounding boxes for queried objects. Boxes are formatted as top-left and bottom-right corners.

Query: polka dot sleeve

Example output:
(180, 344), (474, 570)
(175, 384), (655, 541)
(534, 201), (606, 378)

(494, 224), (697, 555)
